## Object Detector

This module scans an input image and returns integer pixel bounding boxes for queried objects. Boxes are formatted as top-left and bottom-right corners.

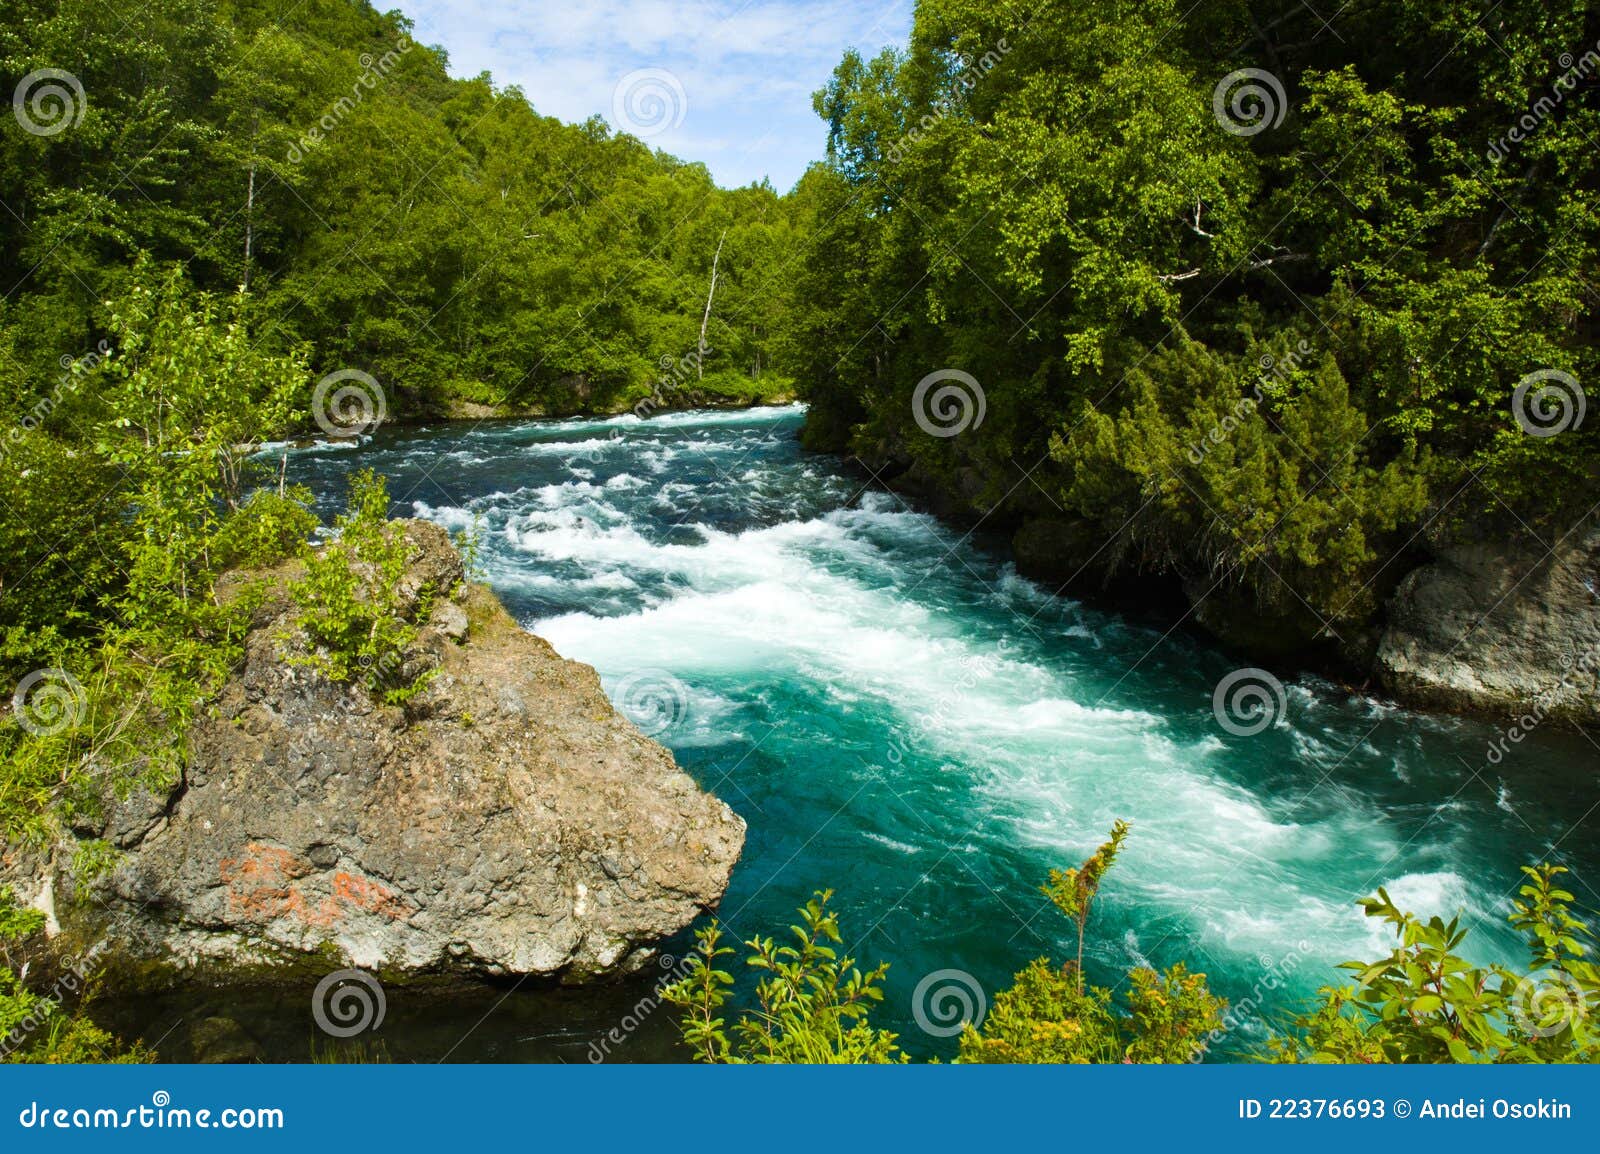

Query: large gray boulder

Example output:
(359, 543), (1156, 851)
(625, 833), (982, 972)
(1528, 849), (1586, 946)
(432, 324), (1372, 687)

(28, 521), (744, 986)
(1376, 521), (1600, 721)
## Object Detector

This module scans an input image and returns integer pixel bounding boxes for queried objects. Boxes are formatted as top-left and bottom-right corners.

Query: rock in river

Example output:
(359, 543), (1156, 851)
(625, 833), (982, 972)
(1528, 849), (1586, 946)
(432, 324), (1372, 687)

(16, 521), (744, 987)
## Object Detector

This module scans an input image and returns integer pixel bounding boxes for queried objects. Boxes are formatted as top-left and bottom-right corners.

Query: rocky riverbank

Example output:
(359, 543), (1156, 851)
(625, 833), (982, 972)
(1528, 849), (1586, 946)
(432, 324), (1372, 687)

(1375, 522), (1600, 722)
(8, 521), (744, 990)
(1012, 508), (1600, 722)
(855, 446), (1599, 724)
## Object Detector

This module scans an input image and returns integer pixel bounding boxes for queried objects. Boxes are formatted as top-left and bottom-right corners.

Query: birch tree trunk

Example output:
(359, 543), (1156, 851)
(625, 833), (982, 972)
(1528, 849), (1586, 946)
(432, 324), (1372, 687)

(698, 229), (726, 382)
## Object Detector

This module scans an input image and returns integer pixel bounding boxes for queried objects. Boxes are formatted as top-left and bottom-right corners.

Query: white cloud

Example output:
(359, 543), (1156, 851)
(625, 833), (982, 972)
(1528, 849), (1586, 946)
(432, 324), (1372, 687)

(396, 0), (911, 188)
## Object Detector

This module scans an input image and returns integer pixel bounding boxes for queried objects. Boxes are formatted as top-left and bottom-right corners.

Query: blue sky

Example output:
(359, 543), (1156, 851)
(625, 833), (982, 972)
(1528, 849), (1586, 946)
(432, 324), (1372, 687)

(395, 0), (913, 191)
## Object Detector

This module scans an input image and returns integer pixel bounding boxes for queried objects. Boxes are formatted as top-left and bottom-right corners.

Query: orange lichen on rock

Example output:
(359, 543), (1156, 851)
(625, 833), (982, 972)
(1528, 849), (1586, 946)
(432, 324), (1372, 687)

(219, 843), (307, 921)
(219, 842), (411, 928)
(329, 871), (411, 922)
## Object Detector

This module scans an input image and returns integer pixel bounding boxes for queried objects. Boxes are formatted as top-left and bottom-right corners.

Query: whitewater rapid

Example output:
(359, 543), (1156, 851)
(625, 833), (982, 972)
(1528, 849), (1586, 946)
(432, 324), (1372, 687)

(292, 403), (1593, 1056)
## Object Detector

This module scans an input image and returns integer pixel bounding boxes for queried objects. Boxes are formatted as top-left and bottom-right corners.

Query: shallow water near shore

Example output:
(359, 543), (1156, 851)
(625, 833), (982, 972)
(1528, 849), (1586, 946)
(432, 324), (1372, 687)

(101, 405), (1600, 1062)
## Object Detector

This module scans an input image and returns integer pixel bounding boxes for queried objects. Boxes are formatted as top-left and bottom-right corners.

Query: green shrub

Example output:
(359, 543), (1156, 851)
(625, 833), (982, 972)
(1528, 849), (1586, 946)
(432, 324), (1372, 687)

(1268, 865), (1599, 1063)
(290, 470), (436, 705)
(1, 267), (313, 843)
(0, 888), (149, 1064)
(663, 890), (907, 1063)
(667, 825), (1225, 1065)
(959, 822), (1225, 1064)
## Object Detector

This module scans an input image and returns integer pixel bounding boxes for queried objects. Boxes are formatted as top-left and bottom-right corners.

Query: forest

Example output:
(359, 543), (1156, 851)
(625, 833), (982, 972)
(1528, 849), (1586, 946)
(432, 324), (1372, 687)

(5, 0), (1598, 663)
(791, 0), (1599, 659)
(1, 0), (796, 421)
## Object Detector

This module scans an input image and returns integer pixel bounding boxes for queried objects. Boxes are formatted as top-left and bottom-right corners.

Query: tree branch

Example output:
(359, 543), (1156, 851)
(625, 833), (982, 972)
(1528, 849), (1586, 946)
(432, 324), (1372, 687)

(1248, 252), (1310, 270)
(1475, 160), (1540, 264)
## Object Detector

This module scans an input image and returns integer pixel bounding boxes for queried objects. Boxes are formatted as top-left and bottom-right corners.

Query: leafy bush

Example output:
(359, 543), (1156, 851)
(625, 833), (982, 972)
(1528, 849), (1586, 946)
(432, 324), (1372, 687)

(667, 825), (1225, 1064)
(1268, 865), (1599, 1063)
(667, 830), (1598, 1065)
(1063, 342), (1429, 628)
(1, 268), (315, 843)
(0, 889), (149, 1064)
(959, 822), (1225, 1064)
(664, 890), (907, 1063)
(289, 470), (436, 705)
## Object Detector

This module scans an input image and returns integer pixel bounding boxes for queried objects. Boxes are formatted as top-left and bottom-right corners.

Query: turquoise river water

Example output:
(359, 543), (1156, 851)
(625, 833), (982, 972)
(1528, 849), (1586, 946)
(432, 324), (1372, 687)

(103, 404), (1600, 1062)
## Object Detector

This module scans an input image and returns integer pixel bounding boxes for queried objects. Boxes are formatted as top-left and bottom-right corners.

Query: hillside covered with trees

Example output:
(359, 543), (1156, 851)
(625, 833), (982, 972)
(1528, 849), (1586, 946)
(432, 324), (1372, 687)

(790, 0), (1600, 660)
(1, 0), (795, 419)
(5, 0), (1597, 665)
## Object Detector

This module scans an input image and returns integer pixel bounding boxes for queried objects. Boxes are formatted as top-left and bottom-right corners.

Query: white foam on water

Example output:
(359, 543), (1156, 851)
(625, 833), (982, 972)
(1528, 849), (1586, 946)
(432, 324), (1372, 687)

(518, 437), (622, 455)
(256, 436), (365, 457)
(521, 489), (1420, 969)
(417, 417), (1511, 990)
(640, 403), (805, 428)
(410, 501), (476, 531)
(864, 832), (924, 856)
(1495, 781), (1516, 814)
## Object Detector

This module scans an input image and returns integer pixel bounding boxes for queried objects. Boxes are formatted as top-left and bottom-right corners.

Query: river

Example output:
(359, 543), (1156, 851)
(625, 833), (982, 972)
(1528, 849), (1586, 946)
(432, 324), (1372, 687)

(105, 404), (1600, 1062)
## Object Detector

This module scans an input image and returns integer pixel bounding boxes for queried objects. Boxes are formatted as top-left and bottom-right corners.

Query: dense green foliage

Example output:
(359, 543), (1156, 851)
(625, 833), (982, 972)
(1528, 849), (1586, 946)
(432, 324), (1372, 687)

(290, 469), (438, 703)
(7, 0), (1595, 721)
(793, 0), (1600, 648)
(668, 830), (1598, 1064)
(663, 890), (907, 1063)
(1270, 865), (1600, 1062)
(1, 0), (796, 418)
(1, 887), (149, 1063)
(0, 269), (311, 845)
